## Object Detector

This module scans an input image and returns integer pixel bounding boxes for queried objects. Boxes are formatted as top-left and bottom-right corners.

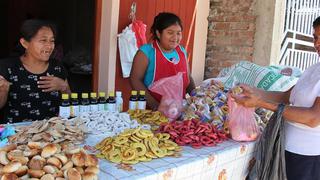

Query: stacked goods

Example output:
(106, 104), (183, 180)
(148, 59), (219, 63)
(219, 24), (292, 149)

(72, 111), (151, 137)
(128, 110), (168, 130)
(158, 119), (228, 149)
(95, 128), (180, 165)
(183, 80), (229, 130)
(0, 143), (99, 180)
(9, 117), (86, 145)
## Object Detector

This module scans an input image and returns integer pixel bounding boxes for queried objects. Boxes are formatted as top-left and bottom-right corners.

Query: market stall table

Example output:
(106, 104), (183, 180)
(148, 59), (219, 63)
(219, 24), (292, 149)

(93, 138), (255, 180)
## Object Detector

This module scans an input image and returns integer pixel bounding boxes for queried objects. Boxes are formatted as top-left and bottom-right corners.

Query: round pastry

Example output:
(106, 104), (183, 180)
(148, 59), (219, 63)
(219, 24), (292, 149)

(82, 172), (98, 180)
(47, 157), (62, 169)
(0, 173), (19, 180)
(53, 154), (68, 165)
(43, 165), (57, 174)
(65, 168), (81, 180)
(2, 162), (22, 173)
(7, 150), (23, 161)
(23, 148), (40, 157)
(27, 142), (43, 149)
(0, 151), (9, 165)
(85, 166), (99, 175)
(84, 154), (98, 167)
(28, 156), (46, 170)
(75, 167), (84, 175)
(8, 156), (29, 165)
(40, 174), (55, 180)
(41, 144), (58, 158)
(0, 144), (17, 152)
(27, 169), (45, 178)
(71, 152), (86, 167)
(61, 161), (73, 171)
(14, 165), (28, 176)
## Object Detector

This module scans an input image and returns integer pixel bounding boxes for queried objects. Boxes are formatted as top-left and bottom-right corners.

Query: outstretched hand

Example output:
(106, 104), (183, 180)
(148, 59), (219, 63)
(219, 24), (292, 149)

(37, 75), (68, 92)
(230, 84), (261, 108)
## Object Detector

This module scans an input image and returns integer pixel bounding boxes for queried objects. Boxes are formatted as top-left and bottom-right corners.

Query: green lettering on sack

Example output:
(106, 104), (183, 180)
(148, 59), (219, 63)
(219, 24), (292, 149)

(257, 72), (282, 90)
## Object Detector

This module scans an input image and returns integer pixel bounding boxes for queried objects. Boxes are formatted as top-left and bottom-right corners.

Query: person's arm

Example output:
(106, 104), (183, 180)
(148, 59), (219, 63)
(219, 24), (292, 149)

(0, 75), (10, 109)
(130, 50), (159, 110)
(232, 84), (320, 127)
(186, 64), (195, 94)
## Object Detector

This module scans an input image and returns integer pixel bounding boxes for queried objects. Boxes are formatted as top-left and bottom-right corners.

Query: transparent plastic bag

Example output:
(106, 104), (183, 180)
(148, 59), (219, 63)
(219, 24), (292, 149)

(227, 94), (260, 141)
(149, 72), (184, 120)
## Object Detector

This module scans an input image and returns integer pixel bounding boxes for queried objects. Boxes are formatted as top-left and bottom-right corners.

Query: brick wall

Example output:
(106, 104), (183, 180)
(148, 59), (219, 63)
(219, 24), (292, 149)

(205, 0), (257, 78)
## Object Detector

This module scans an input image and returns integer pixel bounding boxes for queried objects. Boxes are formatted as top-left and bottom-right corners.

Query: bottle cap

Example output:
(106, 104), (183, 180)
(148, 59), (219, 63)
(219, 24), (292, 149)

(90, 92), (97, 98)
(62, 94), (69, 100)
(131, 90), (137, 96)
(99, 92), (105, 97)
(139, 90), (145, 96)
(109, 91), (115, 97)
(116, 91), (122, 97)
(71, 93), (78, 99)
(82, 93), (89, 99)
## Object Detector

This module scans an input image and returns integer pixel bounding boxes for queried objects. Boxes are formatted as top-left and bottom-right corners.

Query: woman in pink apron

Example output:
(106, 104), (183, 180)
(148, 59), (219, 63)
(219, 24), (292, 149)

(130, 12), (195, 110)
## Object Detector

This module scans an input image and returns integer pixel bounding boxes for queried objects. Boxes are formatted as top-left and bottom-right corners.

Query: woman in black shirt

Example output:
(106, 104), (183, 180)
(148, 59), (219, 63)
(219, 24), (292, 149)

(0, 19), (71, 123)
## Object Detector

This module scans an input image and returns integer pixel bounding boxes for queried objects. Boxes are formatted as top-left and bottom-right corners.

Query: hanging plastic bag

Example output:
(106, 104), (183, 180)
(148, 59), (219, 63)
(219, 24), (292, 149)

(131, 20), (147, 48)
(227, 94), (260, 141)
(149, 72), (184, 120)
(247, 104), (287, 180)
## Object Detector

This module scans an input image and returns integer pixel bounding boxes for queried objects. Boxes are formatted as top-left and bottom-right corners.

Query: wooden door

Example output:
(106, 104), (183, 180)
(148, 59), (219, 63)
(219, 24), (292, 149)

(115, 0), (197, 110)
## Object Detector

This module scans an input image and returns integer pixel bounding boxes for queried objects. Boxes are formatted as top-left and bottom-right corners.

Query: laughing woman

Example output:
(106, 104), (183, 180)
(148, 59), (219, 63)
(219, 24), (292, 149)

(0, 19), (71, 123)
(130, 12), (195, 110)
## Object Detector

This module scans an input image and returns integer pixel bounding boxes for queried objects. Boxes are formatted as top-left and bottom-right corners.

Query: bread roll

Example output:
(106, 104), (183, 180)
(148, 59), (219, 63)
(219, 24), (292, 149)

(84, 154), (98, 167)
(41, 144), (57, 158)
(53, 169), (63, 178)
(28, 169), (45, 178)
(23, 148), (40, 157)
(61, 161), (73, 171)
(53, 154), (68, 165)
(0, 144), (17, 152)
(75, 166), (84, 174)
(28, 156), (46, 170)
(71, 152), (86, 167)
(2, 162), (22, 173)
(82, 172), (98, 180)
(43, 165), (56, 174)
(66, 168), (81, 180)
(85, 166), (99, 175)
(14, 165), (28, 176)
(7, 150), (23, 161)
(9, 156), (29, 165)
(0, 151), (9, 165)
(27, 142), (43, 149)
(47, 157), (62, 169)
(40, 174), (54, 180)
(0, 173), (19, 180)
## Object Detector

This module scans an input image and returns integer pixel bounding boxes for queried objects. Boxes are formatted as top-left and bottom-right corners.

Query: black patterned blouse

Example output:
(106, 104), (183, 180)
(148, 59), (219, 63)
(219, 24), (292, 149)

(0, 57), (67, 123)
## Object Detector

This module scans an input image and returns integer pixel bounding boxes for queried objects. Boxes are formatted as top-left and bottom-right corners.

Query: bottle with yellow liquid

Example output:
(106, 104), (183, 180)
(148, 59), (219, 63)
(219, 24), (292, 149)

(59, 93), (70, 119)
(70, 93), (79, 117)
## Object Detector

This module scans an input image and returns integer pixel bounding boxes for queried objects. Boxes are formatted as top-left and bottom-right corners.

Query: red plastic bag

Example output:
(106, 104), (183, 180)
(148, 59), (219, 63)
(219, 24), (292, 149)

(227, 95), (260, 141)
(149, 72), (184, 120)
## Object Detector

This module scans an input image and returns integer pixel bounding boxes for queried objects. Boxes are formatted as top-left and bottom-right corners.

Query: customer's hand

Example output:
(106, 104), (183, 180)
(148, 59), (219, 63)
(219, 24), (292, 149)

(38, 75), (68, 92)
(0, 75), (10, 93)
(230, 84), (261, 108)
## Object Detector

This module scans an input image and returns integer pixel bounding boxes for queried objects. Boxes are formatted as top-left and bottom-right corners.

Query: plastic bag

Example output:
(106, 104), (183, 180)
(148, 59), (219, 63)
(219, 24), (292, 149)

(227, 95), (260, 141)
(247, 104), (287, 180)
(149, 72), (184, 120)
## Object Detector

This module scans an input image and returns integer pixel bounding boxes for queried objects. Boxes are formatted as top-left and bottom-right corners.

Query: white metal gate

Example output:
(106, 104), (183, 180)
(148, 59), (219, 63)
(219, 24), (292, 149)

(280, 0), (320, 71)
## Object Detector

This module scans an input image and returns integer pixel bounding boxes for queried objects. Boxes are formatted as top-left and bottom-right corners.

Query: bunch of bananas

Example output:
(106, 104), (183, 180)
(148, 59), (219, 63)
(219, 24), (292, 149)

(128, 110), (168, 130)
(95, 128), (181, 164)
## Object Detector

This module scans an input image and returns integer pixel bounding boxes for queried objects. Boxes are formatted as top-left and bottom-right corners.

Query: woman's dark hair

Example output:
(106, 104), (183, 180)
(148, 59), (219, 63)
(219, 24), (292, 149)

(20, 19), (57, 41)
(313, 16), (320, 29)
(150, 12), (183, 41)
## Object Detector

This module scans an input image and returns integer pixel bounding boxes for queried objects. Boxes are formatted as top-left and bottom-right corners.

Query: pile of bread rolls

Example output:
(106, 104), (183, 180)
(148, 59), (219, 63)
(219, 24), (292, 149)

(0, 143), (99, 180)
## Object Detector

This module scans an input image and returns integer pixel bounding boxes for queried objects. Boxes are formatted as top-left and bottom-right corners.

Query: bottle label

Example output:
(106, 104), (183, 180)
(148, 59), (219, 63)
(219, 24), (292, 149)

(59, 106), (70, 119)
(128, 101), (137, 110)
(90, 104), (99, 112)
(70, 105), (80, 117)
(137, 101), (146, 110)
(80, 105), (89, 113)
(98, 104), (106, 111)
(106, 103), (116, 112)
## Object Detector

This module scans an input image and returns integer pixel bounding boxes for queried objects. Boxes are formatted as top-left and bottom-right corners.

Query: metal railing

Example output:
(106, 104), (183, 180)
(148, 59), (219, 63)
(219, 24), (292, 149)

(280, 0), (320, 71)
